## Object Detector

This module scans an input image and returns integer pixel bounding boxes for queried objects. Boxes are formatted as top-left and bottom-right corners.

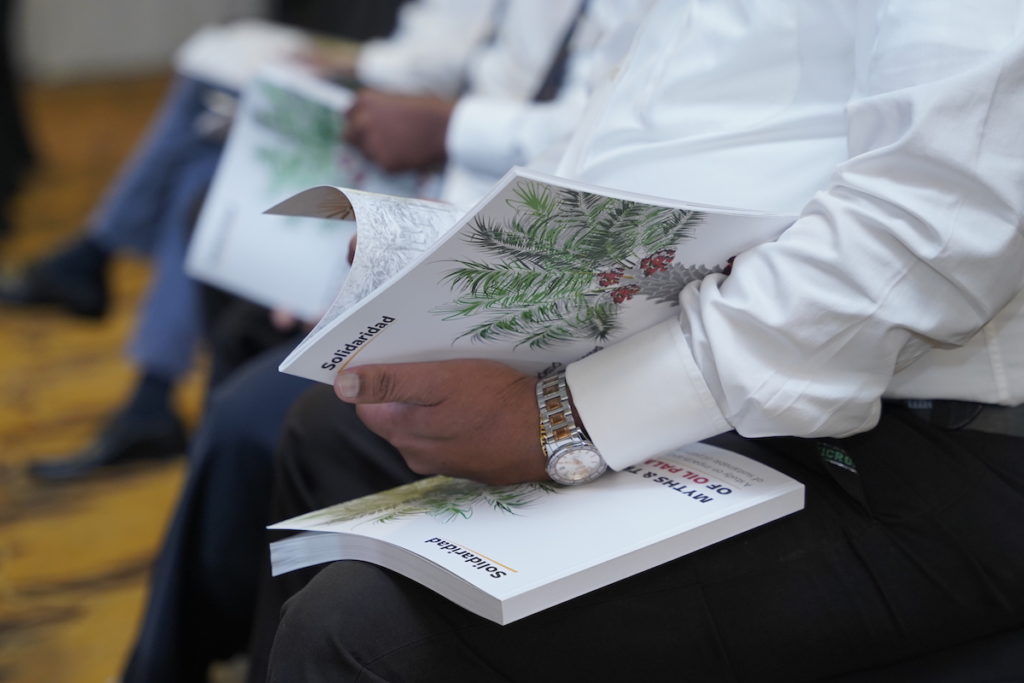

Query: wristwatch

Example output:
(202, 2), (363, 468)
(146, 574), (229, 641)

(536, 371), (607, 485)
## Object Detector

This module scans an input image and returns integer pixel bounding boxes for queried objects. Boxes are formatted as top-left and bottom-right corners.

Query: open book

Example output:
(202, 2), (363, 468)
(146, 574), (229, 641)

(271, 442), (804, 624)
(268, 166), (794, 382)
(185, 64), (440, 319)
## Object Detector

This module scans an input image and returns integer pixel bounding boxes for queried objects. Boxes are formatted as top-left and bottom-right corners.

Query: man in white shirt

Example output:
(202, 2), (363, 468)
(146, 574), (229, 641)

(263, 2), (1024, 681)
(351, 0), (499, 98)
(344, 0), (649, 210)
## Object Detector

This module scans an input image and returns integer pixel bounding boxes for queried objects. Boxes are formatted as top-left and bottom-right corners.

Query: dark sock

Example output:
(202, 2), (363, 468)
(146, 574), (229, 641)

(43, 235), (110, 277)
(1, 233), (113, 317)
(75, 236), (110, 263)
(27, 235), (110, 292)
(119, 373), (175, 422)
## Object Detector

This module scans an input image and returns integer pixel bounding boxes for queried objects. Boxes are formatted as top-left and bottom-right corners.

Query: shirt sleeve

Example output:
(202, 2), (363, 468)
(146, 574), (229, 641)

(444, 0), (636, 178)
(568, 6), (1024, 470)
(445, 92), (589, 178)
(355, 0), (498, 97)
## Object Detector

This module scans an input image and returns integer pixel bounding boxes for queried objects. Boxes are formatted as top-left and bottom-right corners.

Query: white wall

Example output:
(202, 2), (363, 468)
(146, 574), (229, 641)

(14, 0), (268, 82)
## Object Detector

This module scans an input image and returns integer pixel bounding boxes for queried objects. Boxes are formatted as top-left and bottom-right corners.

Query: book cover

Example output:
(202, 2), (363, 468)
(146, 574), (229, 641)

(267, 166), (794, 382)
(270, 442), (804, 624)
(185, 64), (440, 319)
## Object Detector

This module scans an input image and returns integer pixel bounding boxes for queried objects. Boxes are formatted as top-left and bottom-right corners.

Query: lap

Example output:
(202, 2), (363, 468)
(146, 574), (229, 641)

(268, 403), (1024, 683)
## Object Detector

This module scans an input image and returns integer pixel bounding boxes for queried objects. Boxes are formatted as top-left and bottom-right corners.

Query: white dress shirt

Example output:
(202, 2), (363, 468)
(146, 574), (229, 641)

(438, 0), (582, 207)
(355, 0), (500, 97)
(441, 0), (652, 208)
(558, 0), (1024, 469)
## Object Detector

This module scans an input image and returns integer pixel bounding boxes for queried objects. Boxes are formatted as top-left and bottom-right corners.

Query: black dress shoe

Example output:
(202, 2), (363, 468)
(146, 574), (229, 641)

(0, 239), (108, 317)
(29, 412), (187, 482)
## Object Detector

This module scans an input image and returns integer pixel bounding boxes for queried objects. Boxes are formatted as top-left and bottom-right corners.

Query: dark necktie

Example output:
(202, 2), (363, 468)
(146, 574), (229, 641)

(531, 0), (589, 103)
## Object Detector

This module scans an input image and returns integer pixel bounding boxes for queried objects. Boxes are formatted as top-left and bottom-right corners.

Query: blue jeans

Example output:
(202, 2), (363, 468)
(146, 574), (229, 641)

(87, 75), (229, 379)
(88, 76), (225, 255)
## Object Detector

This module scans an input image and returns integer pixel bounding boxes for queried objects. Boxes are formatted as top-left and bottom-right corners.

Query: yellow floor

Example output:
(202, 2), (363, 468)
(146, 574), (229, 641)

(0, 74), (209, 683)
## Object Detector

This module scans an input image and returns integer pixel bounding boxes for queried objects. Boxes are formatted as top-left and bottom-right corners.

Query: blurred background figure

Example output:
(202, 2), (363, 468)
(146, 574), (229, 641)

(0, 0), (415, 482)
(118, 2), (658, 680)
(0, 2), (406, 682)
(0, 0), (34, 238)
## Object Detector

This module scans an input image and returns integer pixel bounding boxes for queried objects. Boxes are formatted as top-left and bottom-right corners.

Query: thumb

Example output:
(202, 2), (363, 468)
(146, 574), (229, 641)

(334, 363), (441, 405)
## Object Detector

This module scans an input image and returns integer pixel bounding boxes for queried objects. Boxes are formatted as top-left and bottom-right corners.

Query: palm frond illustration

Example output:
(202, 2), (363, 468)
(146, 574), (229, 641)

(302, 476), (559, 527)
(436, 181), (720, 349)
(252, 82), (344, 192)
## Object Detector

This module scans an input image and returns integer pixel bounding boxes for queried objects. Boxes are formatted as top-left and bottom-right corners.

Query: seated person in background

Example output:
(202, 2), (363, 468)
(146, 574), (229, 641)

(344, 0), (609, 210)
(261, 2), (1024, 681)
(4, 0), (497, 481)
(118, 1), (650, 681)
(0, 0), (34, 238)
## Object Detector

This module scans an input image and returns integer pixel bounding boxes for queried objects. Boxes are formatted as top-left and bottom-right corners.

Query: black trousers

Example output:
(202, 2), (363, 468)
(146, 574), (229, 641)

(246, 385), (423, 682)
(262, 386), (1024, 683)
(122, 342), (313, 683)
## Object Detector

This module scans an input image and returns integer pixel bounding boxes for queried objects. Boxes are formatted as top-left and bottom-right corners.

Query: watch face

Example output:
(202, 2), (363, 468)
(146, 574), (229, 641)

(548, 444), (607, 485)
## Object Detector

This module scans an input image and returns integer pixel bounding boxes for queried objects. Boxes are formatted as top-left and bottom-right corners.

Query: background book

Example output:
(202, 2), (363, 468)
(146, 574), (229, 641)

(173, 19), (314, 92)
(185, 63), (440, 320)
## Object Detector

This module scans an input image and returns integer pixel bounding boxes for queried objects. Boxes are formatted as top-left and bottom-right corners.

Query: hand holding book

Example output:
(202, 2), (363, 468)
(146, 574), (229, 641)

(335, 359), (547, 485)
(345, 90), (456, 173)
(266, 169), (804, 622)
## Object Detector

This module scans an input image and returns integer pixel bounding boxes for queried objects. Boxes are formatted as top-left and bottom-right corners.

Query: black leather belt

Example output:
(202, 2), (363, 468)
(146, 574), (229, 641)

(899, 399), (1024, 439)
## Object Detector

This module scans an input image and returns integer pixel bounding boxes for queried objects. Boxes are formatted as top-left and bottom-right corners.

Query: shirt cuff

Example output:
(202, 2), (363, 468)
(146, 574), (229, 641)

(565, 318), (733, 470)
(354, 43), (393, 85)
(446, 96), (529, 177)
(355, 44), (425, 93)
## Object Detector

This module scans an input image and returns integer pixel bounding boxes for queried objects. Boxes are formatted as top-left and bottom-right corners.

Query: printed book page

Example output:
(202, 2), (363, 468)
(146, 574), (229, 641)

(267, 186), (464, 354)
(269, 442), (805, 624)
(269, 166), (795, 382)
(185, 64), (441, 319)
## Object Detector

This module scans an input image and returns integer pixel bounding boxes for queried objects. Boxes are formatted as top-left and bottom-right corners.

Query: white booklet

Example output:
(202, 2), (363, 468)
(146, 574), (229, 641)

(270, 442), (804, 625)
(173, 19), (313, 92)
(267, 166), (794, 382)
(185, 64), (440, 320)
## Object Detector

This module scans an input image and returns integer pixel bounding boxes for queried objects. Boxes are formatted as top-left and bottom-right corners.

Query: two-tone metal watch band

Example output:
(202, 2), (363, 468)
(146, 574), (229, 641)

(536, 371), (582, 455)
(536, 370), (607, 485)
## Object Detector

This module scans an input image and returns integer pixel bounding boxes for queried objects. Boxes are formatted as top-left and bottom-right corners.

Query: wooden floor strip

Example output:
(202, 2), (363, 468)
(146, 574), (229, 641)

(0, 73), (209, 683)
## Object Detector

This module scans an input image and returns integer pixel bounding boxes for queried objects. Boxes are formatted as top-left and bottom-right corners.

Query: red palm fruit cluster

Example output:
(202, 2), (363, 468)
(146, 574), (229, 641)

(597, 267), (625, 287)
(610, 283), (641, 303)
(640, 248), (676, 276)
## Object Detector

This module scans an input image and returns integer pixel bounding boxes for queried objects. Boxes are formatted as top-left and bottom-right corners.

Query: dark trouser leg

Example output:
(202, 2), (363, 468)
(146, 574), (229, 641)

(204, 299), (302, 392)
(122, 344), (313, 683)
(266, 406), (1024, 683)
(246, 385), (421, 683)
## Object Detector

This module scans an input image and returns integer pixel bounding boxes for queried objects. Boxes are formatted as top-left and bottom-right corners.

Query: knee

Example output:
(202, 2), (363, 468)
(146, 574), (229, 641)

(270, 562), (392, 678)
(275, 385), (361, 476)
(281, 385), (346, 443)
(278, 562), (349, 636)
(201, 365), (301, 457)
(203, 386), (251, 446)
(192, 385), (264, 474)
